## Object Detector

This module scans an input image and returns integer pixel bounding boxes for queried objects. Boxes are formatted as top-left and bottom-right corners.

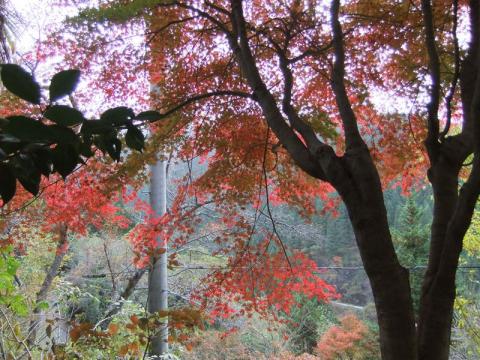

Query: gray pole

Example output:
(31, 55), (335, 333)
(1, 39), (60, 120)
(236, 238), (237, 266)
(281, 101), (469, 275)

(148, 158), (169, 356)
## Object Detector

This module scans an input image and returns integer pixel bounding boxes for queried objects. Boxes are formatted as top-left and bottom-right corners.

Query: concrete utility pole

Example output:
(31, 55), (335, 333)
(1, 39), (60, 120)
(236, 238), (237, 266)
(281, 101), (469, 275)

(148, 158), (169, 356)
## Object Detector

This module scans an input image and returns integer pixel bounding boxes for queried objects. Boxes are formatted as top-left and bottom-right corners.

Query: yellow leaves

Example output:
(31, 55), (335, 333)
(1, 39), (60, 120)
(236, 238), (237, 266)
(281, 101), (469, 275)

(464, 210), (480, 256)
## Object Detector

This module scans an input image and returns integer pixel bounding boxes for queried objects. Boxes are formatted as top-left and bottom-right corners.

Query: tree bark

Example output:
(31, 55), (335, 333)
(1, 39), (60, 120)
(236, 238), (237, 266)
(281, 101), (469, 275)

(100, 268), (147, 329)
(337, 150), (418, 360)
(27, 224), (68, 347)
(148, 159), (169, 356)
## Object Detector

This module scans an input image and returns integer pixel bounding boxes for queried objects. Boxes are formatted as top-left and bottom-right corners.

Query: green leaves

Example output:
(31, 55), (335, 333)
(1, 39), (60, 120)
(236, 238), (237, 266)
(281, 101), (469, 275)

(0, 164), (16, 204)
(125, 126), (144, 151)
(12, 154), (41, 195)
(0, 64), (150, 205)
(101, 106), (135, 125)
(0, 65), (80, 104)
(44, 105), (85, 126)
(0, 247), (29, 317)
(49, 69), (81, 102)
(0, 64), (41, 104)
(52, 143), (79, 179)
(135, 110), (162, 122)
(2, 116), (52, 143)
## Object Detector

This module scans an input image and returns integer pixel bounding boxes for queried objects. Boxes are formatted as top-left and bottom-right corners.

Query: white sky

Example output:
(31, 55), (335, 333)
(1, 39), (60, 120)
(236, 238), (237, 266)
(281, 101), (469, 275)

(12, 0), (83, 57)
(10, 0), (471, 121)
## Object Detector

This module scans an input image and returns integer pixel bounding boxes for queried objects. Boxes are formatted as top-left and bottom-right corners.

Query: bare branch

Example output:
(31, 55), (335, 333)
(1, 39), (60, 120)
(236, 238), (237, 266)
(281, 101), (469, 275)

(103, 240), (117, 293)
(262, 127), (292, 270)
(164, 1), (232, 35)
(205, 1), (231, 17)
(289, 42), (334, 64)
(153, 90), (253, 119)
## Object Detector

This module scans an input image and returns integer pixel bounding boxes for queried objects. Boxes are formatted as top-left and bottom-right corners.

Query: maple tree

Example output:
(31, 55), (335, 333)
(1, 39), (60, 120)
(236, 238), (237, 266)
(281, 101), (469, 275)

(3, 0), (480, 358)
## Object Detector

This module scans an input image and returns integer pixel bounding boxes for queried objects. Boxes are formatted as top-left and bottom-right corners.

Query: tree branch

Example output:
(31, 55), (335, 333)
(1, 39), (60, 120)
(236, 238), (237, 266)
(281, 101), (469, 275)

(421, 0), (441, 160)
(154, 90), (253, 119)
(269, 34), (326, 152)
(27, 224), (68, 346)
(330, 0), (364, 151)
(440, 0), (460, 141)
(228, 0), (327, 180)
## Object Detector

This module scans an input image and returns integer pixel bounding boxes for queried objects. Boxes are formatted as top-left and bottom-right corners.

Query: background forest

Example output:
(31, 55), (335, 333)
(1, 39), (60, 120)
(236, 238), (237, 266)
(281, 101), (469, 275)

(0, 0), (480, 359)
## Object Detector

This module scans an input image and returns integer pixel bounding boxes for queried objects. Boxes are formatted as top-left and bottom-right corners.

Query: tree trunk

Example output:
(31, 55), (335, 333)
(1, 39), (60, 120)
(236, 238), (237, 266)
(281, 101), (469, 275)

(337, 150), (418, 360)
(417, 161), (459, 360)
(148, 159), (169, 356)
(100, 268), (147, 329)
(27, 224), (68, 347)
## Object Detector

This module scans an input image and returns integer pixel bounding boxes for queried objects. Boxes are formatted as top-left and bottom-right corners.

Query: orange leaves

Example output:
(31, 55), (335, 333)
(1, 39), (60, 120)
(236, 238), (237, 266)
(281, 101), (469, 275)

(69, 322), (110, 343)
(69, 323), (94, 343)
(118, 342), (140, 357)
(108, 323), (119, 335)
(192, 243), (339, 322)
(316, 314), (378, 360)
(69, 308), (203, 356)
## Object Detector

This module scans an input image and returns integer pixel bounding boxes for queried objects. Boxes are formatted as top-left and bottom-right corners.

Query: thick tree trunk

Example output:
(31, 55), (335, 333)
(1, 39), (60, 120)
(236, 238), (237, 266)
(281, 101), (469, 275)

(148, 159), (169, 356)
(418, 145), (480, 359)
(337, 150), (418, 360)
(417, 161), (460, 360)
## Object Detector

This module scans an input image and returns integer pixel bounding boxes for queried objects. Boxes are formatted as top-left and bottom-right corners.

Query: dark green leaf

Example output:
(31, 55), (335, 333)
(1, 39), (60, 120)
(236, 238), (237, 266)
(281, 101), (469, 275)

(135, 110), (162, 122)
(1, 64), (41, 104)
(4, 116), (52, 143)
(12, 155), (40, 195)
(31, 148), (53, 177)
(125, 126), (144, 151)
(105, 136), (122, 162)
(0, 164), (16, 204)
(93, 133), (121, 161)
(101, 107), (134, 125)
(0, 133), (22, 156)
(81, 119), (114, 135)
(93, 135), (107, 155)
(44, 105), (85, 126)
(79, 136), (94, 158)
(52, 143), (79, 179)
(49, 70), (81, 102)
(46, 125), (80, 145)
(0, 133), (21, 143)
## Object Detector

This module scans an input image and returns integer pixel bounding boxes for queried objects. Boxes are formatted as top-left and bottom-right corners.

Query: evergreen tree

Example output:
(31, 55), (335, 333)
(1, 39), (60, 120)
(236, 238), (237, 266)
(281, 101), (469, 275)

(393, 197), (429, 316)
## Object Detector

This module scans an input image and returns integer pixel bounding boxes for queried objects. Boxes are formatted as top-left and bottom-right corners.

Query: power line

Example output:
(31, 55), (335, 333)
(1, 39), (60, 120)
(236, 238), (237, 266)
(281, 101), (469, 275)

(81, 264), (480, 279)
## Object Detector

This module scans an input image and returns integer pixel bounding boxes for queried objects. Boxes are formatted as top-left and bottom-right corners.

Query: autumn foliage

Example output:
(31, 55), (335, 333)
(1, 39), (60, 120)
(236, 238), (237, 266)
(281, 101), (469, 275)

(316, 314), (378, 360)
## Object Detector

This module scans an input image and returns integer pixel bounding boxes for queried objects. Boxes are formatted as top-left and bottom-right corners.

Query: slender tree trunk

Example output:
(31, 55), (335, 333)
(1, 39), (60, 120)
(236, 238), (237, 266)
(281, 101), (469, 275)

(27, 224), (68, 347)
(100, 268), (147, 329)
(148, 159), (169, 356)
